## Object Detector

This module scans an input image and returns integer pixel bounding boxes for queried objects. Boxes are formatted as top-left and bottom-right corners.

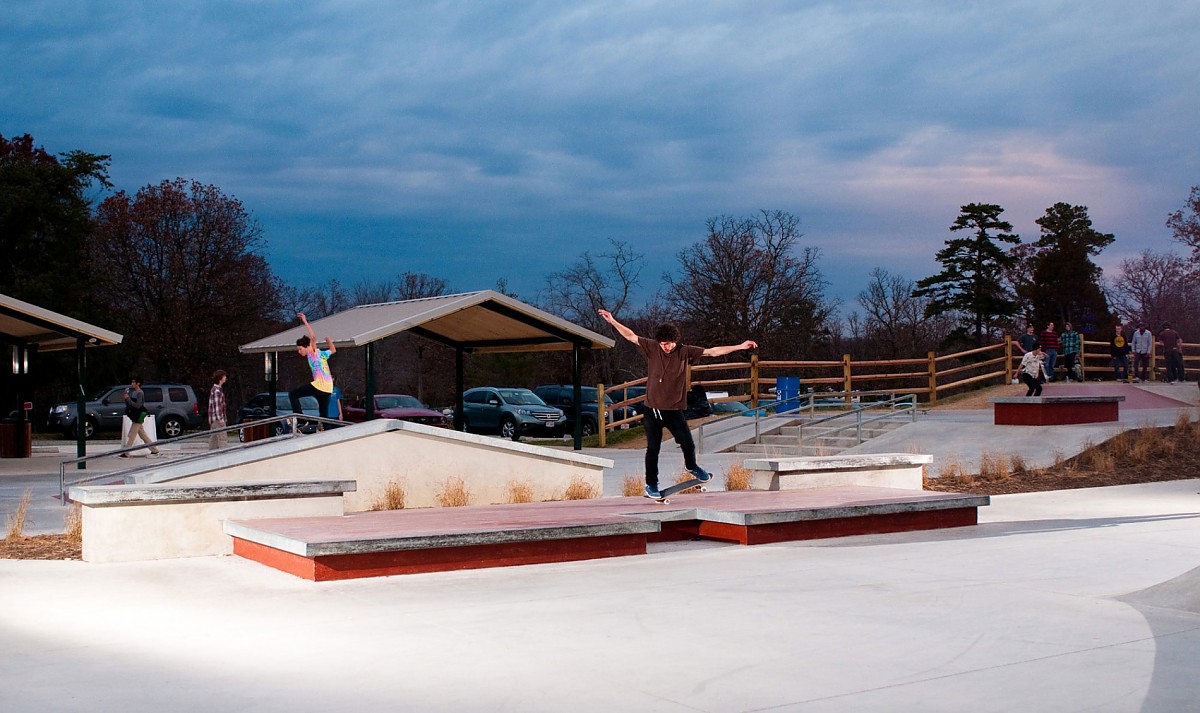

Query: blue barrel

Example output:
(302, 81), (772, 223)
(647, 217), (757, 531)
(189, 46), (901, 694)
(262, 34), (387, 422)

(775, 376), (801, 413)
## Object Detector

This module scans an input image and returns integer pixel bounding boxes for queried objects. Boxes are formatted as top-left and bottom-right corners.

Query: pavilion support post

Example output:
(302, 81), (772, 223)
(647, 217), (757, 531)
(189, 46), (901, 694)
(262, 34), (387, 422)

(572, 343), (583, 450)
(454, 347), (465, 432)
(365, 342), (376, 420)
(75, 337), (86, 467)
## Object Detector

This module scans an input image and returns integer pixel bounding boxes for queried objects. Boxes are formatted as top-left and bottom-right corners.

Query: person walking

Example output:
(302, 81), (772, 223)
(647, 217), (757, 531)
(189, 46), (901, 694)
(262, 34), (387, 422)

(1039, 322), (1060, 381)
(1018, 345), (1048, 397)
(120, 377), (160, 457)
(598, 309), (757, 499)
(1060, 322), (1082, 382)
(1159, 322), (1185, 382)
(1131, 323), (1153, 382)
(208, 369), (228, 450)
(1110, 324), (1132, 382)
(289, 312), (336, 430)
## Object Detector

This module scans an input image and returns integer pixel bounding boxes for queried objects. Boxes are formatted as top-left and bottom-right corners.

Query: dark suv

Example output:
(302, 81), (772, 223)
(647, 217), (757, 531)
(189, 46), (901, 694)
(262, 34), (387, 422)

(47, 384), (202, 439)
(461, 387), (566, 441)
(533, 384), (633, 437)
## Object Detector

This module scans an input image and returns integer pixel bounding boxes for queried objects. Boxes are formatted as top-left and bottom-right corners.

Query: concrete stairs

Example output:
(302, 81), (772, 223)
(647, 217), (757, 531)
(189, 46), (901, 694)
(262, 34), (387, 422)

(734, 418), (907, 457)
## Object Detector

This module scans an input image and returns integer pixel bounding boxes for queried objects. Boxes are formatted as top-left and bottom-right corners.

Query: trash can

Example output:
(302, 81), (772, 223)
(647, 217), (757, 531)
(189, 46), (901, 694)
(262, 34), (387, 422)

(775, 376), (801, 413)
(0, 420), (32, 458)
(240, 418), (270, 442)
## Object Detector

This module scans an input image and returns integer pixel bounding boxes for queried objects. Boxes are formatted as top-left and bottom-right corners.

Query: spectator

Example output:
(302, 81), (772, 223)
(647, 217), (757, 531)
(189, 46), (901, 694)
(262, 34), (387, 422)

(1039, 322), (1060, 381)
(1060, 322), (1082, 382)
(208, 369), (228, 450)
(1016, 325), (1039, 354)
(1159, 322), (1185, 382)
(1131, 323), (1153, 382)
(1110, 325), (1131, 382)
(1018, 345), (1048, 396)
(120, 377), (160, 457)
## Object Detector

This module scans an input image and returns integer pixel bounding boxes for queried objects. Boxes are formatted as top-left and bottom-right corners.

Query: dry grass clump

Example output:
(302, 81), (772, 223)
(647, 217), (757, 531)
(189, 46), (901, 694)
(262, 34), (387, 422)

(561, 476), (598, 500)
(622, 475), (643, 497)
(370, 480), (407, 511)
(724, 464), (752, 491)
(4, 489), (32, 540)
(64, 505), (83, 544)
(435, 476), (471, 507)
(978, 451), (1011, 480)
(505, 480), (535, 504)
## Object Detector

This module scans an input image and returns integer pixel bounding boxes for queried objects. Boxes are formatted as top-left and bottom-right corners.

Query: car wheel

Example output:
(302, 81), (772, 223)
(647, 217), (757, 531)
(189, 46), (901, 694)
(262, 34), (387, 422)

(159, 416), (184, 439)
(580, 419), (596, 438)
(500, 417), (519, 441)
(72, 418), (97, 440)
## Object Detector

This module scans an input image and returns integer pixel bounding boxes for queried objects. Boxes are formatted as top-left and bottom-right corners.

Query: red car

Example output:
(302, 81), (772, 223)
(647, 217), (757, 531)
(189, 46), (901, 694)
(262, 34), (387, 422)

(343, 394), (451, 428)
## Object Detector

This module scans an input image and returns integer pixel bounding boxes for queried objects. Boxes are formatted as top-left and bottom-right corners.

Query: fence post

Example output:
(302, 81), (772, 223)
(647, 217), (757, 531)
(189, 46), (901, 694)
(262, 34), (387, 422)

(1005, 336), (1013, 384)
(597, 382), (606, 448)
(1080, 338), (1087, 381)
(927, 351), (937, 406)
(843, 354), (852, 405)
(750, 353), (759, 408)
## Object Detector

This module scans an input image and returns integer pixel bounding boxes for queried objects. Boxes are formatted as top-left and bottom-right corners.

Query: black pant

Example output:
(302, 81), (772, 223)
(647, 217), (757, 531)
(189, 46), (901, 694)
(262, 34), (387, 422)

(1166, 351), (1185, 381)
(289, 383), (330, 425)
(643, 408), (698, 488)
(1020, 372), (1043, 397)
(1063, 352), (1078, 379)
(1133, 352), (1150, 381)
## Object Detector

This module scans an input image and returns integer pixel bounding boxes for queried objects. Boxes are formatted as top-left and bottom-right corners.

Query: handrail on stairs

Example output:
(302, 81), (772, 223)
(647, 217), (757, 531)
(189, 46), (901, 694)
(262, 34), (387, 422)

(794, 394), (918, 451)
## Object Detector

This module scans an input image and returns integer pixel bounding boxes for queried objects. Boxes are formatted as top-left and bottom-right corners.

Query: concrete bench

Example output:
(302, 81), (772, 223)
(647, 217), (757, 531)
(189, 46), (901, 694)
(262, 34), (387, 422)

(990, 396), (1124, 426)
(69, 479), (355, 563)
(743, 453), (932, 492)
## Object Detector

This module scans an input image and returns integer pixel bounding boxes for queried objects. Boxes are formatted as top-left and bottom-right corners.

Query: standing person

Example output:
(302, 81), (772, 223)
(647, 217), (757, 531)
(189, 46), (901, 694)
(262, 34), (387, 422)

(1039, 322), (1060, 381)
(325, 379), (344, 429)
(1110, 324), (1131, 382)
(289, 312), (337, 429)
(208, 369), (228, 450)
(1131, 323), (1153, 382)
(1018, 345), (1048, 397)
(1159, 322), (1185, 382)
(120, 377), (160, 457)
(1016, 325), (1039, 354)
(1060, 321), (1082, 382)
(598, 309), (757, 499)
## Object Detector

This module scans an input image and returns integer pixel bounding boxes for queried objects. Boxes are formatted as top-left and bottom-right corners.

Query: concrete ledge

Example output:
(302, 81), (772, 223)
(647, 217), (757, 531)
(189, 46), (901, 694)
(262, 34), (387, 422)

(991, 395), (1124, 425)
(742, 453), (932, 491)
(71, 479), (355, 563)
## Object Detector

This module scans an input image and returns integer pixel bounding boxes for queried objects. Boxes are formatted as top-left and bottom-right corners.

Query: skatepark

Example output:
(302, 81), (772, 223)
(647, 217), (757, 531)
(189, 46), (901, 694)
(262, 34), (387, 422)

(2, 380), (1200, 711)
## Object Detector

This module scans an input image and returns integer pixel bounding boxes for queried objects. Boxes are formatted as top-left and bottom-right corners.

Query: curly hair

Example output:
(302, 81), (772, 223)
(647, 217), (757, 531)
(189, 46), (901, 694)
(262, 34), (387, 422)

(653, 323), (681, 343)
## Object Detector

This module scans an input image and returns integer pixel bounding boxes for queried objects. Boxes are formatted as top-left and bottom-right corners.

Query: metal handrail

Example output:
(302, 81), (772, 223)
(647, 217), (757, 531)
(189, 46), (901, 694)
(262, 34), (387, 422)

(795, 394), (917, 450)
(58, 413), (348, 504)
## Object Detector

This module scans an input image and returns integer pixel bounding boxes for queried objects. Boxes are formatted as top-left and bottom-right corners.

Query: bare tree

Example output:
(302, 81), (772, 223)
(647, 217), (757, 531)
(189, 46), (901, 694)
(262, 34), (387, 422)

(1106, 251), (1200, 336)
(665, 210), (835, 358)
(857, 268), (953, 359)
(1167, 185), (1200, 258)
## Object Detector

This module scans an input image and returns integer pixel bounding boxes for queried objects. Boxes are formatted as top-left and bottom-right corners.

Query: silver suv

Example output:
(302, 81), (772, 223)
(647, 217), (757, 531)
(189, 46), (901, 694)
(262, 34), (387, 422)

(47, 384), (202, 440)
(461, 387), (566, 441)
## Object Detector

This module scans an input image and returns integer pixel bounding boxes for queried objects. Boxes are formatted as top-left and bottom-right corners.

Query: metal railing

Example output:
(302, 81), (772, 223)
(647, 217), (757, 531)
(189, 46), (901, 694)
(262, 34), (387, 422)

(696, 389), (902, 452)
(58, 413), (348, 504)
(792, 394), (918, 452)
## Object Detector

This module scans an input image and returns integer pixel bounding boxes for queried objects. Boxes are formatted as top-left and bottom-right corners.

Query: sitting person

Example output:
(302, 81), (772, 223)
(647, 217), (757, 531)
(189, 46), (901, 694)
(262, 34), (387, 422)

(1018, 345), (1048, 397)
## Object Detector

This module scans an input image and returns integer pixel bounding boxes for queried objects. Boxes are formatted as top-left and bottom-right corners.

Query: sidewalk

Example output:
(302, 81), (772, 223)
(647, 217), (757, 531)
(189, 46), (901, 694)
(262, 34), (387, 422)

(2, 479), (1199, 711)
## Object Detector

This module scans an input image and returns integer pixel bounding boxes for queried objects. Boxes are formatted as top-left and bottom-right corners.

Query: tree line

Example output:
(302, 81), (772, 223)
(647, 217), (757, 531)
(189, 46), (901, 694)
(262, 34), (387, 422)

(3, 132), (1199, 415)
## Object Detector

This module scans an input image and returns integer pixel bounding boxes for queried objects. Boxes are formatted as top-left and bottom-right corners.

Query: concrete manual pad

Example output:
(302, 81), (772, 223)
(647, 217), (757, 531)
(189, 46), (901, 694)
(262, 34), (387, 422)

(2, 479), (1200, 711)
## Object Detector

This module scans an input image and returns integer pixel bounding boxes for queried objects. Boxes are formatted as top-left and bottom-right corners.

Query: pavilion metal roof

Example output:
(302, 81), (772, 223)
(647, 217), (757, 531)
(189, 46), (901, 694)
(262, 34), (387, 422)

(0, 293), (123, 351)
(238, 290), (614, 355)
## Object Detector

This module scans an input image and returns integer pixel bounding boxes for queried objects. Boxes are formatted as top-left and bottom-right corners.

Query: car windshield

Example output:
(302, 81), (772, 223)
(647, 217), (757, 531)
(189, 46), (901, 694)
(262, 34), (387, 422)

(498, 390), (545, 406)
(376, 395), (425, 410)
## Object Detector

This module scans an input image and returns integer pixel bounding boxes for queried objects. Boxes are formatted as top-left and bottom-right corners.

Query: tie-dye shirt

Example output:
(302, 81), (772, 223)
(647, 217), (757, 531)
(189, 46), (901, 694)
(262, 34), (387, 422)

(307, 348), (334, 393)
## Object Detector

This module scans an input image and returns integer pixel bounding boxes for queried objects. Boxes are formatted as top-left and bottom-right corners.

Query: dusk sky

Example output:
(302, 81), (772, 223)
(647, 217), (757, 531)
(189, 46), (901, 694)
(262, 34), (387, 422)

(4, 1), (1198, 312)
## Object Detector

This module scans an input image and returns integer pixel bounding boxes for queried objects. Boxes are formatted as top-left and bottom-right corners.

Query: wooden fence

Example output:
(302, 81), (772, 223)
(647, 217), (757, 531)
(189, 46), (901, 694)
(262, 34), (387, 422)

(595, 338), (1200, 444)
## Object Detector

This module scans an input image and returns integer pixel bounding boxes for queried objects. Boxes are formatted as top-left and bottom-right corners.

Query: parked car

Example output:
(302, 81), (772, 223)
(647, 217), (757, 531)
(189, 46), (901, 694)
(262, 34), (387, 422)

(236, 392), (322, 437)
(709, 399), (750, 415)
(461, 387), (567, 441)
(342, 394), (450, 428)
(47, 384), (202, 440)
(532, 384), (635, 437)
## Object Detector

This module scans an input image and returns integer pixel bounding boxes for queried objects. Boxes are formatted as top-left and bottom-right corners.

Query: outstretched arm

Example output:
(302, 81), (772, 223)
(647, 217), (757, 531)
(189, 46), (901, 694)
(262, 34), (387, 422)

(702, 340), (758, 358)
(598, 309), (640, 345)
(298, 312), (317, 346)
(325, 336), (337, 355)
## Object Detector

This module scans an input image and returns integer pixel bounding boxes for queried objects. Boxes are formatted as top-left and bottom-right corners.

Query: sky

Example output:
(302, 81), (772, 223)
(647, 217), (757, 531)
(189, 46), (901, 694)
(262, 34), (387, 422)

(3, 1), (1198, 314)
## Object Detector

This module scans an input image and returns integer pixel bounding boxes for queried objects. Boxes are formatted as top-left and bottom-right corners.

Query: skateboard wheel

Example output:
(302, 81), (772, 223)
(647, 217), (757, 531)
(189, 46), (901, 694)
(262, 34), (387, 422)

(661, 498), (670, 504)
(699, 486), (707, 493)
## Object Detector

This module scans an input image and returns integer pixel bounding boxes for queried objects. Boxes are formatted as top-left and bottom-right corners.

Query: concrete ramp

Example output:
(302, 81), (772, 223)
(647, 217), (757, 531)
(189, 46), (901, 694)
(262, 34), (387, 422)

(123, 420), (613, 511)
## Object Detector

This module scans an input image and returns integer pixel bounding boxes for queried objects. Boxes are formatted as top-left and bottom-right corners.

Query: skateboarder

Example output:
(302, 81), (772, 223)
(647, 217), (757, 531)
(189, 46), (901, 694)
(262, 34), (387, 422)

(598, 309), (757, 499)
(289, 312), (337, 428)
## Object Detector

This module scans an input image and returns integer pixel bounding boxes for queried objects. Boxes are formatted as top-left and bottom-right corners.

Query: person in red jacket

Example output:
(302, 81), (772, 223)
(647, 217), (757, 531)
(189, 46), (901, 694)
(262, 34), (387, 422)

(1039, 322), (1061, 382)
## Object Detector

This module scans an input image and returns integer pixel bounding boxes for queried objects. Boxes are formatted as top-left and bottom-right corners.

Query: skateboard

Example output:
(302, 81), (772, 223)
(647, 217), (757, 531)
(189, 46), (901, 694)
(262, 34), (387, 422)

(646, 475), (710, 504)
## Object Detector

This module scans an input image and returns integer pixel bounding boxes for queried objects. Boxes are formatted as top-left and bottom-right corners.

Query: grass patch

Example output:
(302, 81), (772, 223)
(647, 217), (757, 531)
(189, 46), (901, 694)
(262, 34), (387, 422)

(370, 480), (407, 511)
(621, 475), (643, 497)
(4, 489), (32, 540)
(560, 476), (598, 500)
(435, 476), (471, 507)
(505, 480), (535, 504)
(724, 464), (752, 491)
